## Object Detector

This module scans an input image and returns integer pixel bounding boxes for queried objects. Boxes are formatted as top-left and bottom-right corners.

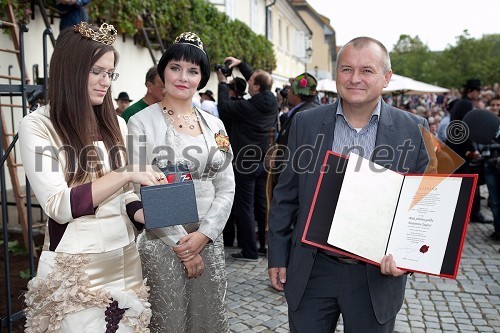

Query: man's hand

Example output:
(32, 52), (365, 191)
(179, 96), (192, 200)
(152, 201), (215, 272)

(268, 267), (286, 291)
(224, 56), (241, 68)
(380, 254), (407, 277)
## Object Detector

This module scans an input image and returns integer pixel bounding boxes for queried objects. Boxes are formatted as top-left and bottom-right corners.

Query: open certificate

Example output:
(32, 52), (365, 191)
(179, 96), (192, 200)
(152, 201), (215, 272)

(302, 151), (477, 279)
(388, 177), (462, 274)
(327, 152), (462, 275)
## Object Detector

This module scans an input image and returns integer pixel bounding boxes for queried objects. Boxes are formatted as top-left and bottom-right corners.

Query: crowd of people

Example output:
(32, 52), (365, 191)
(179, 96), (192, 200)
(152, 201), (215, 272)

(385, 80), (499, 240)
(19, 20), (499, 333)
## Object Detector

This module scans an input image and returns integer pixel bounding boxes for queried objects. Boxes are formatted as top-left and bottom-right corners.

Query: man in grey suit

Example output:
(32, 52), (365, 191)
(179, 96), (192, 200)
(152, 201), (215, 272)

(268, 37), (436, 332)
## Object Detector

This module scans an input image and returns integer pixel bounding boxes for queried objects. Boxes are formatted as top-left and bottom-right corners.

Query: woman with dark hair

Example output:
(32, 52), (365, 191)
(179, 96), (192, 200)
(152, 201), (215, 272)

(127, 32), (235, 332)
(19, 22), (165, 332)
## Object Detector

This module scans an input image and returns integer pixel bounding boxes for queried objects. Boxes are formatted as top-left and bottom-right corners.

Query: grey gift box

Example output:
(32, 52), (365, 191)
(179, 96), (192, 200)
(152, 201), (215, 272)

(140, 181), (199, 229)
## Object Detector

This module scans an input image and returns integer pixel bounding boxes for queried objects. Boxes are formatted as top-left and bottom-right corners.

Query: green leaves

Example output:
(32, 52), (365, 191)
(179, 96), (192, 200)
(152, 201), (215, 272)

(0, 240), (27, 256)
(0, 0), (31, 24)
(3, 0), (275, 69)
(84, 0), (276, 71)
(19, 268), (31, 279)
(390, 32), (500, 89)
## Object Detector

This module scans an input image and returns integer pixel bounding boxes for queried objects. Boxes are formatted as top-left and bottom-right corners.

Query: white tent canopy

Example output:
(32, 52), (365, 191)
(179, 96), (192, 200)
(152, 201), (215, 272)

(383, 74), (449, 95)
(315, 75), (448, 96)
(316, 79), (337, 93)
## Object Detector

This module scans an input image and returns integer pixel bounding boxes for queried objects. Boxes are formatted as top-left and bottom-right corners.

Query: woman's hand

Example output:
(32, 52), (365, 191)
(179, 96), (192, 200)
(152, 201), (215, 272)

(182, 254), (205, 278)
(122, 164), (168, 187)
(91, 165), (167, 207)
(173, 232), (210, 262)
(133, 208), (145, 224)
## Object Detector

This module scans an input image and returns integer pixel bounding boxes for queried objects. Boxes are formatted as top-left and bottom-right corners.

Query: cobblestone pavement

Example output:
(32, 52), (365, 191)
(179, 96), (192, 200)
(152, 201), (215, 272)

(225, 194), (500, 332)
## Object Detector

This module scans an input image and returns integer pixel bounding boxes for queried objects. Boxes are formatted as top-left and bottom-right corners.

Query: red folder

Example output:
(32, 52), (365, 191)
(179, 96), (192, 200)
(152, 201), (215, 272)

(302, 151), (477, 279)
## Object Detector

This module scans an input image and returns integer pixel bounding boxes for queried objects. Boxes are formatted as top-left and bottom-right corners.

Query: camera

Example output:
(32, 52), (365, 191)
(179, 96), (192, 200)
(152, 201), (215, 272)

(279, 86), (289, 99)
(215, 60), (233, 77)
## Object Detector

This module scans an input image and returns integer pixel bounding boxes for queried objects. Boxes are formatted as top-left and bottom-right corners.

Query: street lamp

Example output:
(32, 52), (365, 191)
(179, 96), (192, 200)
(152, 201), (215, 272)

(305, 46), (313, 72)
(306, 46), (313, 60)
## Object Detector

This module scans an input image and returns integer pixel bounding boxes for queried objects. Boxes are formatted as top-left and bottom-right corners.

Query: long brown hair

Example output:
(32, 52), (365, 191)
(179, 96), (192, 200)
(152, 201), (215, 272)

(49, 27), (125, 185)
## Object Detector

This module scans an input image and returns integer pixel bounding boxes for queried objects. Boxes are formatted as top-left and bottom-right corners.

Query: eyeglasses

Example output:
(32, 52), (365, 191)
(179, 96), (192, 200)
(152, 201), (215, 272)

(89, 68), (119, 81)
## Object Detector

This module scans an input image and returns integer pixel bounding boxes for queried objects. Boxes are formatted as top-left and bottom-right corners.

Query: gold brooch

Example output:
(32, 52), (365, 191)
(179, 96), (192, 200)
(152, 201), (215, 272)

(173, 32), (205, 54)
(74, 22), (117, 46)
(215, 130), (230, 153)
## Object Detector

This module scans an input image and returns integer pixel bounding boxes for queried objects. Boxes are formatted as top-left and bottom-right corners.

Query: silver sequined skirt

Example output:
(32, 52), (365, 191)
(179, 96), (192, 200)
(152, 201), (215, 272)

(137, 232), (229, 333)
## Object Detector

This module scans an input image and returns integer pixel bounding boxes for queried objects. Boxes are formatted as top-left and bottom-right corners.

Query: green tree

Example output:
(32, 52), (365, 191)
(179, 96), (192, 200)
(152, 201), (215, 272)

(431, 31), (500, 88)
(1, 0), (276, 71)
(87, 0), (276, 71)
(390, 34), (434, 82)
(390, 32), (500, 89)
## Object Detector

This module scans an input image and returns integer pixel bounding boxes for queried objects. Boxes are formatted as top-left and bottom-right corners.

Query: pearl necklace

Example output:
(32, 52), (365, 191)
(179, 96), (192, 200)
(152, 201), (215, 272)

(160, 102), (200, 130)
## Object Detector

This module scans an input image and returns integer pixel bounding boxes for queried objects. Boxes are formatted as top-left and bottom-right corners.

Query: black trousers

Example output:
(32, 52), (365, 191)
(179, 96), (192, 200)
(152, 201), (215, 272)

(222, 210), (236, 247)
(232, 162), (267, 258)
(461, 161), (483, 219)
(288, 253), (397, 333)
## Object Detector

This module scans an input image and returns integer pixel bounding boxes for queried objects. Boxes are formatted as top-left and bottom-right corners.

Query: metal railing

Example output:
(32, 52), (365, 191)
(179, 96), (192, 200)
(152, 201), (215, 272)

(0, 24), (49, 333)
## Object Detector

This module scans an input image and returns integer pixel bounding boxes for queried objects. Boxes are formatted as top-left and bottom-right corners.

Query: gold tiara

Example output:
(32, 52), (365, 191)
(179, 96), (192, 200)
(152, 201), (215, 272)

(74, 22), (117, 46)
(173, 32), (205, 54)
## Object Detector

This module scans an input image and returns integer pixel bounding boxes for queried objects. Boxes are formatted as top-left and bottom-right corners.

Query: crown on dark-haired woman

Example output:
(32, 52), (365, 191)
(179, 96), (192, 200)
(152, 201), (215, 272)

(173, 32), (206, 54)
(74, 22), (117, 45)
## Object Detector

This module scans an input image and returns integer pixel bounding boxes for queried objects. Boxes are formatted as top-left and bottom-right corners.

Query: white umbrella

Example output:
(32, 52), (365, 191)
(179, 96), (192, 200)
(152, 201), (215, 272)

(316, 79), (337, 93)
(383, 74), (449, 95)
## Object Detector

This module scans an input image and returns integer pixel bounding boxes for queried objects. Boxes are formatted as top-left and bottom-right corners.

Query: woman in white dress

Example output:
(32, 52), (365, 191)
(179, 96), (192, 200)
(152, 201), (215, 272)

(127, 32), (235, 332)
(19, 22), (167, 332)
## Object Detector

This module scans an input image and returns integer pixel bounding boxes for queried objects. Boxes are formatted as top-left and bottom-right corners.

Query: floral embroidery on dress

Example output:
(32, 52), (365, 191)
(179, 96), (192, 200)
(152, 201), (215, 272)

(24, 253), (151, 333)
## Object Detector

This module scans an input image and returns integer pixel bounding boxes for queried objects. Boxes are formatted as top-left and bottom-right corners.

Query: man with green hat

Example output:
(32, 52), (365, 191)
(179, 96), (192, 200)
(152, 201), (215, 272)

(272, 73), (320, 180)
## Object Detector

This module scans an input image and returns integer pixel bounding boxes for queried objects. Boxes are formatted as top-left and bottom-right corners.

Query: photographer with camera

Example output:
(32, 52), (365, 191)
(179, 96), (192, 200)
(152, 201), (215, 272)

(217, 56), (278, 260)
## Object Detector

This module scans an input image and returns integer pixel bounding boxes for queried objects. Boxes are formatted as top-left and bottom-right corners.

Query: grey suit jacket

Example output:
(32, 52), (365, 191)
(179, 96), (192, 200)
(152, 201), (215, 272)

(268, 100), (432, 324)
